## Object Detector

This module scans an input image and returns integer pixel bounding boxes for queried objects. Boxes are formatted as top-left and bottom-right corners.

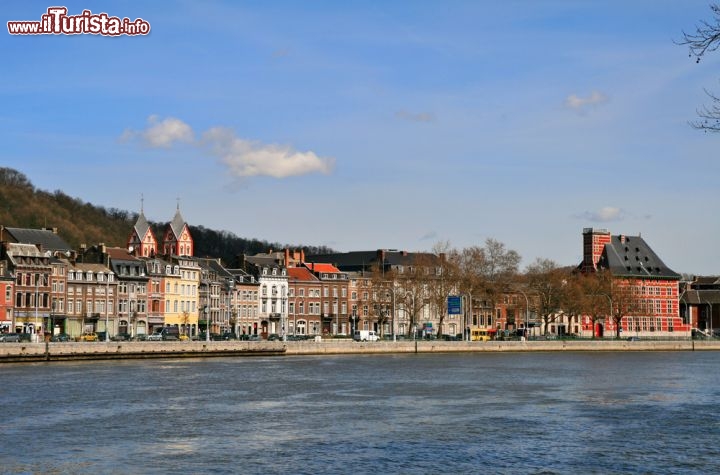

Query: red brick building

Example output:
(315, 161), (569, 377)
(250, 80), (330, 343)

(579, 228), (687, 338)
(287, 266), (322, 336)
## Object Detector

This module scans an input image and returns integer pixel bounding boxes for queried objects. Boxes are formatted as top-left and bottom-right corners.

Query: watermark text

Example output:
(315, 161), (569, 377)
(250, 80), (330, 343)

(8, 7), (151, 36)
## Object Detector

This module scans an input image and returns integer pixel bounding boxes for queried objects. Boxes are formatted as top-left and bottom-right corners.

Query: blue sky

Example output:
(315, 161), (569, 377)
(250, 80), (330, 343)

(2, 1), (719, 274)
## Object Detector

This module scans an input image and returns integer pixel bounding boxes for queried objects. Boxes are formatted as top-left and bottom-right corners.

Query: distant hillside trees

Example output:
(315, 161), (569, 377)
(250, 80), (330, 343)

(0, 167), (334, 265)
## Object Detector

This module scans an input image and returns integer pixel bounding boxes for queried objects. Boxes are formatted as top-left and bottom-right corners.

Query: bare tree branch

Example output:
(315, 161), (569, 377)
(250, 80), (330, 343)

(679, 4), (720, 132)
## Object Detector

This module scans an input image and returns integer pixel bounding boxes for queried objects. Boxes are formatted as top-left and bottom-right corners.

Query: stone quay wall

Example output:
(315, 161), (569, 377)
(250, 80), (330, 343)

(1, 338), (720, 363)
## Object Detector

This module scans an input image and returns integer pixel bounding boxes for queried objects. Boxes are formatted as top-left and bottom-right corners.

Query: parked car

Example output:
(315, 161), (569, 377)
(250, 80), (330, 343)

(0, 333), (21, 342)
(110, 333), (132, 341)
(79, 332), (98, 342)
(50, 333), (72, 342)
(267, 334), (282, 341)
(441, 334), (460, 341)
(627, 336), (640, 341)
(147, 332), (163, 341)
(248, 334), (261, 341)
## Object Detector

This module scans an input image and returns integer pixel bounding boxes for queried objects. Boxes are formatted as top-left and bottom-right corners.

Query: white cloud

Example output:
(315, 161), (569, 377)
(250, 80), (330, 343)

(577, 206), (625, 222)
(564, 91), (608, 113)
(202, 127), (334, 179)
(121, 116), (334, 179)
(121, 115), (194, 148)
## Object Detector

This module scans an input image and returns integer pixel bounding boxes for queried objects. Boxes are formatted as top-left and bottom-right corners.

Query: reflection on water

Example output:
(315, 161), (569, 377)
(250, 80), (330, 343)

(2, 352), (720, 474)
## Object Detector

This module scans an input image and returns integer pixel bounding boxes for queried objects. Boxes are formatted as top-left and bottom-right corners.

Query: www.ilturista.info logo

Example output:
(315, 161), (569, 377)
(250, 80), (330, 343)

(7, 7), (150, 36)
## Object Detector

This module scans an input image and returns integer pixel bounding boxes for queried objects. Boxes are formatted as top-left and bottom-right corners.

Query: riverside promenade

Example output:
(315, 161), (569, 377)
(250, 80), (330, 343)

(1, 338), (720, 363)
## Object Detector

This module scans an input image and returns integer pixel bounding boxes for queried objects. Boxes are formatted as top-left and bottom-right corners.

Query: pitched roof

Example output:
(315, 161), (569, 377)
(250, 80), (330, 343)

(4, 227), (72, 252)
(133, 211), (152, 240)
(169, 209), (187, 239)
(598, 234), (680, 280)
(306, 250), (440, 271)
(106, 246), (140, 261)
(287, 267), (319, 282)
(305, 263), (341, 273)
(681, 290), (720, 305)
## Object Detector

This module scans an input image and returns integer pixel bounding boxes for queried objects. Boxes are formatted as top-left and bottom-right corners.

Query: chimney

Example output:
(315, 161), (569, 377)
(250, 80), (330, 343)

(620, 235), (626, 244)
(582, 228), (611, 271)
(285, 248), (290, 267)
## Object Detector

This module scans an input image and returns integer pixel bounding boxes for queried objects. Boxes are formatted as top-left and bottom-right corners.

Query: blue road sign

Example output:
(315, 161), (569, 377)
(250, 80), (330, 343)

(448, 296), (462, 315)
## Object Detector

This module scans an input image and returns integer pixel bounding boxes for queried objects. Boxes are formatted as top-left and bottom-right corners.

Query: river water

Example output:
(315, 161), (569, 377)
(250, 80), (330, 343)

(2, 352), (720, 474)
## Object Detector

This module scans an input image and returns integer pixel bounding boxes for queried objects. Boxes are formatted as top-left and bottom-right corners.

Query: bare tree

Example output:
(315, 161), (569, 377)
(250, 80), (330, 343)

(396, 266), (427, 338)
(477, 238), (522, 328)
(574, 270), (613, 339)
(524, 259), (571, 336)
(453, 246), (487, 337)
(679, 4), (720, 131)
(413, 241), (459, 338)
(366, 262), (395, 336)
(606, 278), (648, 339)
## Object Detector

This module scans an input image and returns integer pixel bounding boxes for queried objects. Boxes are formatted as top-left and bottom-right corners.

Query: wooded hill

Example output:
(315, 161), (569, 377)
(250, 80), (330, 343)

(0, 168), (333, 266)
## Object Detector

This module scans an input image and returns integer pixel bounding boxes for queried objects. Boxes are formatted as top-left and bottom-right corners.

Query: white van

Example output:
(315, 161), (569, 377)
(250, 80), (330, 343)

(353, 330), (379, 342)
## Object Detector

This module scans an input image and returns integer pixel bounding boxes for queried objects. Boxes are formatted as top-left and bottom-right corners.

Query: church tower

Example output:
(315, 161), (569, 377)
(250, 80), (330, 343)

(127, 198), (158, 257)
(163, 202), (194, 256)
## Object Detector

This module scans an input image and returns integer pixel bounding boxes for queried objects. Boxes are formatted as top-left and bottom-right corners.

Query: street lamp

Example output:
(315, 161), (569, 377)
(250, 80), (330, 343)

(703, 298), (714, 337)
(516, 289), (529, 340)
(463, 292), (472, 341)
(51, 299), (56, 338)
(105, 271), (110, 342)
(34, 274), (40, 343)
(204, 305), (209, 342)
(227, 279), (235, 336)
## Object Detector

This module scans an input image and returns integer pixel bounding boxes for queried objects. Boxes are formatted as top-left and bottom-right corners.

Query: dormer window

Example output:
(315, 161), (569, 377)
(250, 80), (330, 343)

(263, 268), (268, 275)
(86, 271), (93, 281)
(272, 268), (277, 275)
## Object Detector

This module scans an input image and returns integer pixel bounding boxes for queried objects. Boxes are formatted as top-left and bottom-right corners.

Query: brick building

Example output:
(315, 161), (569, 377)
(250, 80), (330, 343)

(579, 228), (686, 338)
